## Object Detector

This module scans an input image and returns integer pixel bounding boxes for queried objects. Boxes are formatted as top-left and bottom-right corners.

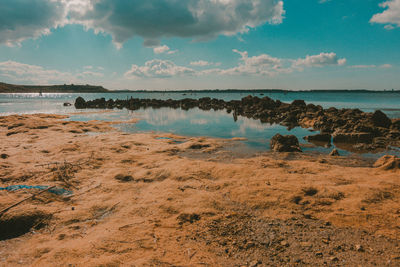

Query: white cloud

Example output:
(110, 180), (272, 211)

(380, 63), (393, 68)
(349, 65), (377, 69)
(80, 71), (104, 77)
(153, 45), (170, 54)
(0, 60), (74, 84)
(190, 60), (217, 67)
(126, 50), (346, 79)
(124, 59), (196, 79)
(349, 63), (392, 69)
(293, 52), (346, 68)
(152, 45), (178, 55)
(371, 0), (400, 28)
(0, 60), (104, 84)
(208, 49), (288, 76)
(68, 0), (285, 47)
(0, 0), (67, 46)
(2, 0), (285, 48)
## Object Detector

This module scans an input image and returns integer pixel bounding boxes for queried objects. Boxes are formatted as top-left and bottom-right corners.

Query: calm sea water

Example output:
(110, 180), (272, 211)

(1, 91), (399, 157)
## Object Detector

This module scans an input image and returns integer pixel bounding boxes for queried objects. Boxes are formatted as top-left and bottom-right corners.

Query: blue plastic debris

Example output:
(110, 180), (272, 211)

(0, 185), (73, 196)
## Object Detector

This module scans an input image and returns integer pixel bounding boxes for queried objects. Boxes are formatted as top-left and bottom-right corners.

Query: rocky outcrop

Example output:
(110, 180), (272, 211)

(271, 134), (302, 152)
(332, 132), (374, 144)
(74, 95), (400, 152)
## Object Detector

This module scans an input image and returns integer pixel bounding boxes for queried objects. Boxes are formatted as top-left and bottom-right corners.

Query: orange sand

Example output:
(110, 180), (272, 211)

(0, 114), (399, 266)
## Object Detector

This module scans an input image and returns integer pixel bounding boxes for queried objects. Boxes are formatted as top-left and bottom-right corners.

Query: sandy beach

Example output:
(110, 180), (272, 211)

(0, 113), (398, 266)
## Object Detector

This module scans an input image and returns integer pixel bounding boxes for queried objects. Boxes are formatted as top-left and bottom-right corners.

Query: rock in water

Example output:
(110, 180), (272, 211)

(74, 97), (86, 109)
(270, 134), (302, 152)
(371, 110), (391, 128)
(373, 155), (400, 170)
(329, 149), (340, 156)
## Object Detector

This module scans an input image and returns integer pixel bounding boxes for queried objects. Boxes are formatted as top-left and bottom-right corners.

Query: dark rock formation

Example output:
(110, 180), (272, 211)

(74, 97), (86, 109)
(73, 95), (400, 152)
(371, 110), (392, 128)
(304, 133), (331, 143)
(332, 132), (374, 144)
(270, 134), (302, 152)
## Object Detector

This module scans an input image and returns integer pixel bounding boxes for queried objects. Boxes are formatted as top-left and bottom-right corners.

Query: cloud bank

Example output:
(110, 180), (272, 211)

(0, 0), (66, 46)
(0, 0), (285, 47)
(0, 60), (103, 84)
(124, 60), (196, 79)
(125, 50), (347, 79)
(70, 0), (285, 47)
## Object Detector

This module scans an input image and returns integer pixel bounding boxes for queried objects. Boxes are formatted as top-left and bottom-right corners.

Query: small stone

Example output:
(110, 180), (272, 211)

(315, 251), (323, 257)
(249, 260), (260, 267)
(300, 242), (313, 248)
(355, 244), (365, 252)
(280, 240), (289, 247)
(330, 257), (339, 262)
(322, 238), (330, 244)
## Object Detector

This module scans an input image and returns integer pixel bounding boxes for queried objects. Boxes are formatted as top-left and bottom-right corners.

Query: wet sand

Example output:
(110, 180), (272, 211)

(0, 114), (399, 266)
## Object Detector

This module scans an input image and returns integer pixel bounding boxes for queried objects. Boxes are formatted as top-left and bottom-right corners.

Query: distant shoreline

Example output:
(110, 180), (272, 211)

(1, 82), (399, 93)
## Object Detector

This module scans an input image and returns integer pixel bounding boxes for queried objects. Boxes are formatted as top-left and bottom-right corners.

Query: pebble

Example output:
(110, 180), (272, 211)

(356, 244), (365, 252)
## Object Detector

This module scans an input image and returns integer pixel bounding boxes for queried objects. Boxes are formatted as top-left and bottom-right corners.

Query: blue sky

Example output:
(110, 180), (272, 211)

(0, 0), (399, 90)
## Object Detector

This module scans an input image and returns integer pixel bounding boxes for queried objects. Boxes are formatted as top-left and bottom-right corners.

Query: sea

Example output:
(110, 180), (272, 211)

(1, 91), (400, 158)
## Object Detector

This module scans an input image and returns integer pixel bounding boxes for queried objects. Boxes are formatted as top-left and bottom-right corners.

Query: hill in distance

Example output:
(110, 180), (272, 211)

(0, 82), (109, 93)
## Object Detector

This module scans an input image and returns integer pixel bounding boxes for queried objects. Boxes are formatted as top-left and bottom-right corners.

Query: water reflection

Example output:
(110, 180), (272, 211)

(115, 107), (328, 152)
(137, 108), (188, 126)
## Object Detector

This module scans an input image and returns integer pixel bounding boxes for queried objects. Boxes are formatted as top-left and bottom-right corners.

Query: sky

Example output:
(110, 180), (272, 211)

(0, 0), (399, 91)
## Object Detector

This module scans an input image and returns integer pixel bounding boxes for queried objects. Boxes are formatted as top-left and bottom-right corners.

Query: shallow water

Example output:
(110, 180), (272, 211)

(2, 92), (400, 157)
(68, 107), (400, 158)
(1, 91), (400, 117)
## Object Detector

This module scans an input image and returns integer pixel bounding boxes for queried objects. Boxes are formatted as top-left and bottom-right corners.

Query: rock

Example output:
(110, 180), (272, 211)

(280, 240), (289, 247)
(332, 132), (374, 144)
(371, 110), (391, 128)
(249, 260), (261, 267)
(291, 99), (306, 107)
(114, 174), (134, 182)
(355, 244), (365, 252)
(177, 213), (201, 225)
(270, 134), (302, 152)
(373, 155), (400, 170)
(304, 133), (331, 143)
(391, 120), (400, 131)
(330, 256), (339, 262)
(329, 149), (340, 156)
(74, 97), (86, 109)
(63, 102), (72, 107)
